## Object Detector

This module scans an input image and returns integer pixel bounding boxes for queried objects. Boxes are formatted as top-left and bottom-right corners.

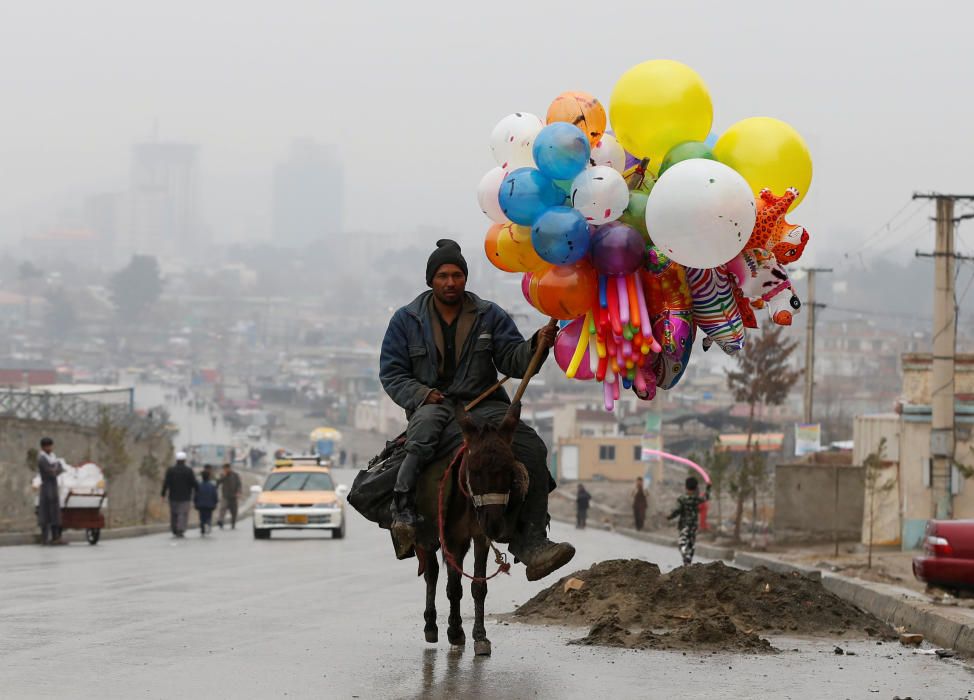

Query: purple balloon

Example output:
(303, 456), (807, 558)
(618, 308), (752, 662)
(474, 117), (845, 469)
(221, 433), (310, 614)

(591, 222), (646, 275)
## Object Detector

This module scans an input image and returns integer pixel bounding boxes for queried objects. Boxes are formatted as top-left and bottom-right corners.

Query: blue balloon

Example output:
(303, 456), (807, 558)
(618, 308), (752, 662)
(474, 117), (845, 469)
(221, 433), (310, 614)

(532, 123), (591, 181)
(531, 206), (591, 265)
(498, 168), (565, 226)
(704, 131), (719, 149)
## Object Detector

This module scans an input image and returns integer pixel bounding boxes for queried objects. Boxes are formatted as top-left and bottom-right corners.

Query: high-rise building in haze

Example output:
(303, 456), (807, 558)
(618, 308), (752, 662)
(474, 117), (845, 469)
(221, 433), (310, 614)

(273, 139), (342, 246)
(129, 142), (200, 258)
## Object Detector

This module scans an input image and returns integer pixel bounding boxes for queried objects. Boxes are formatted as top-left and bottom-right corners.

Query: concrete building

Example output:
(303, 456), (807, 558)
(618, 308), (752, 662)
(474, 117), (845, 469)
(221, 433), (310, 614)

(273, 139), (342, 246)
(853, 353), (974, 549)
(130, 142), (200, 258)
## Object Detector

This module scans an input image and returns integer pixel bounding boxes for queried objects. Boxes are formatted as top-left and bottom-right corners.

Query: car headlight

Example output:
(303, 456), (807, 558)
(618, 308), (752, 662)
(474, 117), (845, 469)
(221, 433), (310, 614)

(256, 502), (281, 509)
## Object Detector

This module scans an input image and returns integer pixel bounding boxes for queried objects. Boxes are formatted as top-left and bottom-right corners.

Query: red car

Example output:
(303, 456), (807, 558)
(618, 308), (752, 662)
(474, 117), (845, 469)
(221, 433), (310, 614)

(913, 519), (974, 592)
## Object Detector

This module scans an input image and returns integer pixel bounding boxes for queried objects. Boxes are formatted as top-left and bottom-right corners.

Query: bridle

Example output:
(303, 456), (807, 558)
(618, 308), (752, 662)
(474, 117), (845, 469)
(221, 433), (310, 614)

(436, 446), (510, 583)
(459, 457), (510, 508)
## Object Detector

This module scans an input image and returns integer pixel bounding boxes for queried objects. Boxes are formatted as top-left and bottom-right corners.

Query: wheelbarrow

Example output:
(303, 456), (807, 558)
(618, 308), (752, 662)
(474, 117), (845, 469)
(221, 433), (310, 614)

(61, 491), (107, 545)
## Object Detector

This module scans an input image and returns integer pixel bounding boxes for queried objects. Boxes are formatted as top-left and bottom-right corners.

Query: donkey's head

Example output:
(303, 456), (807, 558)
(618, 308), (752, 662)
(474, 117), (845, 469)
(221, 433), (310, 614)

(455, 401), (529, 541)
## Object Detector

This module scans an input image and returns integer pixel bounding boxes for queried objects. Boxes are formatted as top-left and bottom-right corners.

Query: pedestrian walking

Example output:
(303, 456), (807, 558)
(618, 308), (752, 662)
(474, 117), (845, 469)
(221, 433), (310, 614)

(631, 476), (648, 532)
(667, 477), (711, 565)
(216, 463), (242, 529)
(195, 467), (219, 536)
(351, 452), (358, 468)
(339, 449), (347, 467)
(162, 451), (197, 538)
(37, 437), (65, 545)
(575, 484), (592, 529)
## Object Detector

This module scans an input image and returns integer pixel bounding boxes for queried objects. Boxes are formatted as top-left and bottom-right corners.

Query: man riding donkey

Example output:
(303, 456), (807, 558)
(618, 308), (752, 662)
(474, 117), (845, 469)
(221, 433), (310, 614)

(379, 239), (576, 581)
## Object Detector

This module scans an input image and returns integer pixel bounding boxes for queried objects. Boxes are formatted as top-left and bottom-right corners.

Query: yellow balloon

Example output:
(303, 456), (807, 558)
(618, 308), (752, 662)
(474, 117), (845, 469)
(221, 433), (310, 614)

(609, 60), (713, 173)
(495, 223), (548, 272)
(713, 117), (812, 211)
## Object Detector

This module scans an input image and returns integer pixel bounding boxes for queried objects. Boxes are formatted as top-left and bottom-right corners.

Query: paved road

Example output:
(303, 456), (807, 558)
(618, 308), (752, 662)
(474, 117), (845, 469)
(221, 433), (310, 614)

(2, 468), (971, 699)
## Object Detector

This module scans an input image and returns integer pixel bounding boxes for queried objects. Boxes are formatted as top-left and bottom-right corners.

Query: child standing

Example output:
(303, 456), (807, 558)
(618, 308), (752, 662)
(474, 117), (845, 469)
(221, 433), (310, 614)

(194, 467), (219, 536)
(667, 477), (710, 565)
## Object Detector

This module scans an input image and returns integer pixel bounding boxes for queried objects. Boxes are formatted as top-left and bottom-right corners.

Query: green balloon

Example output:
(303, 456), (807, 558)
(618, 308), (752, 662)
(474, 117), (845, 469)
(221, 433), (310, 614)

(658, 141), (716, 176)
(620, 190), (650, 242)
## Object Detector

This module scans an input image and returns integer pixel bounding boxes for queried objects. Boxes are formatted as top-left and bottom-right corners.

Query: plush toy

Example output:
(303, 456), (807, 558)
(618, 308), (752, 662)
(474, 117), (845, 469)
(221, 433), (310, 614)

(725, 248), (802, 326)
(746, 187), (809, 265)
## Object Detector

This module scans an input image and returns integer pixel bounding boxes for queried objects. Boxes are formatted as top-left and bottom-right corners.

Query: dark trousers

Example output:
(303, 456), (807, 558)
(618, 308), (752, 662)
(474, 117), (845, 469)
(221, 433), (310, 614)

(634, 508), (646, 531)
(198, 508), (213, 533)
(576, 507), (588, 529)
(408, 400), (554, 545)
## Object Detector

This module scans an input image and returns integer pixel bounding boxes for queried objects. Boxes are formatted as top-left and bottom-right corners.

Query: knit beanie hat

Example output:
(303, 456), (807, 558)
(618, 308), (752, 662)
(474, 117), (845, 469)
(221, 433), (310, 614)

(425, 239), (468, 286)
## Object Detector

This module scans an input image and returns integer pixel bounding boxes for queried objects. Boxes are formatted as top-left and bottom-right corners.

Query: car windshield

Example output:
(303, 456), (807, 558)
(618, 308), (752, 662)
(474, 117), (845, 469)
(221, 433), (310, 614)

(264, 471), (334, 492)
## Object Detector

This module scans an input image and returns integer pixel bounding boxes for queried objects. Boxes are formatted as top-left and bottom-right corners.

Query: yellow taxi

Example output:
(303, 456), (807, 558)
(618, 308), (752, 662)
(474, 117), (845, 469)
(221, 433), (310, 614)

(251, 457), (347, 539)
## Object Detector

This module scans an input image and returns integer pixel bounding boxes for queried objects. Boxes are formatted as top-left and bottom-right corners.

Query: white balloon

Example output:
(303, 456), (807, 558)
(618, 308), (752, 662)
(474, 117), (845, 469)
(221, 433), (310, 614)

(476, 167), (508, 223)
(590, 134), (627, 174)
(645, 159), (756, 268)
(489, 112), (544, 170)
(570, 165), (629, 225)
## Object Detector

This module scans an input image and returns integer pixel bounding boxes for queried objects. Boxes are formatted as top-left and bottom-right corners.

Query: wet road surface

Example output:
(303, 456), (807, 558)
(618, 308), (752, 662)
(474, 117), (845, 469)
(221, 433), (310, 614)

(2, 469), (971, 699)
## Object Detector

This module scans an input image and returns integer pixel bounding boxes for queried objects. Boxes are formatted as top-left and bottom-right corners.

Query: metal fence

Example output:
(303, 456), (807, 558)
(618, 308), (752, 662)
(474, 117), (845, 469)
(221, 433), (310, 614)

(0, 389), (170, 437)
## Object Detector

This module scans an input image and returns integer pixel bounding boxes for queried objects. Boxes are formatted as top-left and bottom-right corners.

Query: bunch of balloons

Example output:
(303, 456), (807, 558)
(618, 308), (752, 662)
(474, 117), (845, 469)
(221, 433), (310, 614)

(477, 60), (813, 411)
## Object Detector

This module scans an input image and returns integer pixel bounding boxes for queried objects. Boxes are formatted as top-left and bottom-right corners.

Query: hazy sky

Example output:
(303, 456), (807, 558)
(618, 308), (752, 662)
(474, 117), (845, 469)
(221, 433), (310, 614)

(2, 1), (973, 265)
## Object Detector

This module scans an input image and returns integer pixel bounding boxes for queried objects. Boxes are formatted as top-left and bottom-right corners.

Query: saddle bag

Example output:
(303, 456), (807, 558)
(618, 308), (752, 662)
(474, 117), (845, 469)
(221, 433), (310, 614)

(347, 433), (406, 527)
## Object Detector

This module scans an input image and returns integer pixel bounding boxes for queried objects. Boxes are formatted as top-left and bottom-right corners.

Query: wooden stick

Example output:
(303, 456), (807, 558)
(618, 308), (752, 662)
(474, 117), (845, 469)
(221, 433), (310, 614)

(464, 376), (510, 411)
(511, 318), (558, 405)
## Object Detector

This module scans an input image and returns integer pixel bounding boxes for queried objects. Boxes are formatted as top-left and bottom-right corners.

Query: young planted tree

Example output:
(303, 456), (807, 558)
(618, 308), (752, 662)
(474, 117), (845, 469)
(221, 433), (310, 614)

(864, 437), (895, 569)
(702, 438), (732, 534)
(726, 326), (802, 542)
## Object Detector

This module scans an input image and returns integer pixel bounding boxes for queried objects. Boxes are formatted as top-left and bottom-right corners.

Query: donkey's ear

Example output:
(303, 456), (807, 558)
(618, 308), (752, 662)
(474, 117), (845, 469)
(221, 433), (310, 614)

(454, 401), (478, 439)
(500, 401), (521, 444)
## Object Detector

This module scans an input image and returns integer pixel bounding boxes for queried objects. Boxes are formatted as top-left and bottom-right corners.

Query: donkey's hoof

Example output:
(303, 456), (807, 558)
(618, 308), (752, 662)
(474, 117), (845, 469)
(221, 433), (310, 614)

(474, 639), (492, 656)
(425, 627), (438, 644)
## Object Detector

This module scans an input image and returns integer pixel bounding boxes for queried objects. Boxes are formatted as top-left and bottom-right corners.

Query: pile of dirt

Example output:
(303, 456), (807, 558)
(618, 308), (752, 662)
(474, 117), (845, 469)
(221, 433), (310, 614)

(513, 559), (895, 653)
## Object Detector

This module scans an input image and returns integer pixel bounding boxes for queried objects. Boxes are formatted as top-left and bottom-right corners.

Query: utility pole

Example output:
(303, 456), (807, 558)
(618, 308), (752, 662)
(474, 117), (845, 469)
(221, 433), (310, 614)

(800, 267), (832, 424)
(914, 192), (974, 519)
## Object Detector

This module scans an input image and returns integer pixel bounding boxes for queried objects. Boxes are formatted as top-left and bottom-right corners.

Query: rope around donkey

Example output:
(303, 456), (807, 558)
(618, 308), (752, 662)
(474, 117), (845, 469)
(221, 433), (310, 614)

(436, 445), (510, 583)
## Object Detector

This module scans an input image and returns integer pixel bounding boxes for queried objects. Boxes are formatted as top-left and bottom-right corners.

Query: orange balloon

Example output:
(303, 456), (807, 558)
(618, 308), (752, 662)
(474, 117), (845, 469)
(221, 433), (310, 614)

(485, 224), (516, 272)
(495, 222), (548, 272)
(533, 261), (598, 320)
(546, 91), (607, 146)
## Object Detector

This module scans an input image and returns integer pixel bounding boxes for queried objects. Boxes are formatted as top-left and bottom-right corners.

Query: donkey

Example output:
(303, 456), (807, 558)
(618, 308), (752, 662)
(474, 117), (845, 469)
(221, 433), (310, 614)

(415, 400), (529, 657)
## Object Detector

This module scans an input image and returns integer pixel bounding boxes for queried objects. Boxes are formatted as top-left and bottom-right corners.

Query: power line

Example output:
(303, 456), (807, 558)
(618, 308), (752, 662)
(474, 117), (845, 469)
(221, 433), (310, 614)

(846, 199), (926, 257)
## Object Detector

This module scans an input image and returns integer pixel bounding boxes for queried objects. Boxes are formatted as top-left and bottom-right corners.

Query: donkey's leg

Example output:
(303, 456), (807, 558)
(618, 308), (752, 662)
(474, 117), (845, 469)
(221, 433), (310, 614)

(446, 544), (469, 647)
(424, 552), (439, 643)
(472, 537), (491, 656)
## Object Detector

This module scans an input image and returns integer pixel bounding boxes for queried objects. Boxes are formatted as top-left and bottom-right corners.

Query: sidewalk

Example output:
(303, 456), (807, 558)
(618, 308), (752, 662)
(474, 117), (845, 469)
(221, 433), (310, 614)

(0, 494), (257, 547)
(734, 550), (974, 656)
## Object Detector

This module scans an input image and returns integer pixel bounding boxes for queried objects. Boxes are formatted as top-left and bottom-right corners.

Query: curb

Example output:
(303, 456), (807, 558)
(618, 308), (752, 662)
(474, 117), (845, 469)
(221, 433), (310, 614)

(550, 514), (734, 560)
(820, 574), (974, 656)
(733, 551), (823, 581)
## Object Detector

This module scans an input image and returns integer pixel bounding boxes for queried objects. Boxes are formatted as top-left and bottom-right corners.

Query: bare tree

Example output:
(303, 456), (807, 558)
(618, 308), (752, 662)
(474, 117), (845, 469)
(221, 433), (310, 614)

(726, 326), (802, 542)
